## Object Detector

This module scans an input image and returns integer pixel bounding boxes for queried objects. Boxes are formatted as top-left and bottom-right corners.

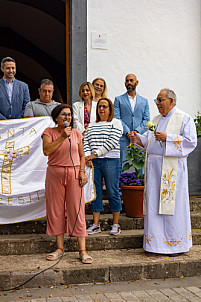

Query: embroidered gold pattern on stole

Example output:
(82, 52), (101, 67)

(161, 168), (176, 201)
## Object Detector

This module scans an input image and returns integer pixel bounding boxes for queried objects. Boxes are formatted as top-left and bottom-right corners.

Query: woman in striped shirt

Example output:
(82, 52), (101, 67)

(84, 98), (123, 235)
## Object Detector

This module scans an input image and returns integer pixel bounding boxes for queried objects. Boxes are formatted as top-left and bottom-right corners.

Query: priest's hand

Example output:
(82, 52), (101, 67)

(130, 132), (143, 146)
(127, 131), (137, 139)
(154, 131), (167, 142)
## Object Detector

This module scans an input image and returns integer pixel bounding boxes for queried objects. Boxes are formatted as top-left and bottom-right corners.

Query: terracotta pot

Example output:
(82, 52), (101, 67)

(120, 185), (144, 218)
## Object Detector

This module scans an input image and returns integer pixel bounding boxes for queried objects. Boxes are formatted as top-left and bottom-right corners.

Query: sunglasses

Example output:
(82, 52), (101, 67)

(98, 105), (109, 109)
(154, 97), (170, 103)
(60, 112), (71, 117)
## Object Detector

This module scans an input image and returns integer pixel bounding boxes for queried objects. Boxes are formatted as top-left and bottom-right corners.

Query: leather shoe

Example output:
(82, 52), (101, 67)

(167, 253), (184, 257)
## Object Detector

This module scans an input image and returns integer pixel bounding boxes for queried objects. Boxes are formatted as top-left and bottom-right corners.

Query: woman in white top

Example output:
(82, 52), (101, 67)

(73, 82), (97, 136)
(92, 77), (108, 103)
(84, 98), (123, 236)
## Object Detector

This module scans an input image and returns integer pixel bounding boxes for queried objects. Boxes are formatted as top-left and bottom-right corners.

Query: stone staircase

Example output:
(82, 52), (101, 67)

(0, 195), (200, 290)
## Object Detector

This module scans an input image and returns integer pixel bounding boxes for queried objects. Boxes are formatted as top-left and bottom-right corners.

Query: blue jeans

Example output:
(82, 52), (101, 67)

(91, 158), (122, 212)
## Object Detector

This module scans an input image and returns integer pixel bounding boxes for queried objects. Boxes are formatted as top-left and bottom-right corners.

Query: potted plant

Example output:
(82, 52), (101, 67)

(194, 111), (201, 138)
(187, 111), (201, 195)
(120, 143), (145, 218)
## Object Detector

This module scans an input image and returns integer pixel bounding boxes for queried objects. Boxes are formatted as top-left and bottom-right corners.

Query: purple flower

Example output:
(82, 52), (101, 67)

(120, 172), (144, 186)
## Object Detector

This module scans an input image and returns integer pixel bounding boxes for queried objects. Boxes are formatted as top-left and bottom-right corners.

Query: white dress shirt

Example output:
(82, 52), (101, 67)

(128, 94), (136, 112)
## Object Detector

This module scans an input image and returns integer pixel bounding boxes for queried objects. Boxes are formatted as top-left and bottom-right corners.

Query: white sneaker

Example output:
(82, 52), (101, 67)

(110, 224), (121, 235)
(87, 223), (101, 235)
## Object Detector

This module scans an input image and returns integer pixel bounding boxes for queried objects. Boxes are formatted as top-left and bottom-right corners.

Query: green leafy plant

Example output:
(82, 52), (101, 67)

(120, 143), (145, 186)
(194, 111), (201, 138)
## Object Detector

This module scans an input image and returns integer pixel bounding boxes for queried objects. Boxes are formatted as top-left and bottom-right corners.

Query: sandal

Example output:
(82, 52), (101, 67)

(46, 247), (64, 261)
(79, 249), (93, 264)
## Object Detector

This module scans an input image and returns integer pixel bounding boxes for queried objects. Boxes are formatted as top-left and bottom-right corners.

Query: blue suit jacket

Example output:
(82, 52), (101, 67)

(114, 92), (150, 163)
(0, 78), (30, 119)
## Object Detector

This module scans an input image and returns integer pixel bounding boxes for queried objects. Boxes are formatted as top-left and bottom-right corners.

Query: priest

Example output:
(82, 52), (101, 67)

(131, 88), (197, 256)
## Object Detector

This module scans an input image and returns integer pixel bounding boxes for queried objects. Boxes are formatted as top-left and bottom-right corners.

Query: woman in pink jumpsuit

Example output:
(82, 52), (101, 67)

(42, 104), (92, 264)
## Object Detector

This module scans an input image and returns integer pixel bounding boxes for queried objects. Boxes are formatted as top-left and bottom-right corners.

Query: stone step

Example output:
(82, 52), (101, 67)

(85, 195), (201, 214)
(86, 213), (144, 230)
(189, 195), (201, 212)
(86, 212), (201, 230)
(0, 213), (143, 235)
(1, 229), (201, 256)
(0, 230), (142, 256)
(0, 216), (133, 235)
(190, 212), (201, 229)
(0, 212), (200, 235)
(0, 245), (200, 290)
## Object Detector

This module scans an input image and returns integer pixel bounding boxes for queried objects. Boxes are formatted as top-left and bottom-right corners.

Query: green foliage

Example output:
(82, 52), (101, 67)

(194, 111), (201, 138)
(121, 143), (145, 178)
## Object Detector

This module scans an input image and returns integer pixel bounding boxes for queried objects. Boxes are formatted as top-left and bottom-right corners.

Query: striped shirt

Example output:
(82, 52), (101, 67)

(84, 118), (123, 158)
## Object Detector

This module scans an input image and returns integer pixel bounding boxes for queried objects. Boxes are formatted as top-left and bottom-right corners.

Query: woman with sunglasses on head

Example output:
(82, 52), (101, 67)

(73, 82), (97, 136)
(92, 77), (108, 102)
(84, 98), (123, 235)
(42, 104), (92, 264)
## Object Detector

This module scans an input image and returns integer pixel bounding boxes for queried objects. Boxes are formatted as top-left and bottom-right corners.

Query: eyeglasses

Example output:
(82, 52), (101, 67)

(60, 112), (71, 117)
(154, 97), (170, 103)
(98, 105), (109, 109)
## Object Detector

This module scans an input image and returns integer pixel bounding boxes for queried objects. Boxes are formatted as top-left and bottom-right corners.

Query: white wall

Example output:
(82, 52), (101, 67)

(87, 0), (201, 119)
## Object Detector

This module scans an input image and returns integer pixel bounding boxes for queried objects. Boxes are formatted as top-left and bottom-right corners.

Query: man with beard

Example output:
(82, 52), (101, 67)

(114, 73), (150, 166)
(0, 57), (30, 119)
(24, 79), (60, 117)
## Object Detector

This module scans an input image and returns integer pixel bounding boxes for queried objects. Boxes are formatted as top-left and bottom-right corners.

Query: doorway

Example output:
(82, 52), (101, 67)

(0, 0), (69, 103)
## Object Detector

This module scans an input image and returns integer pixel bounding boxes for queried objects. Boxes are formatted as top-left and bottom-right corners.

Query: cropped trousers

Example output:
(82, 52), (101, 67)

(45, 165), (87, 237)
(91, 158), (122, 212)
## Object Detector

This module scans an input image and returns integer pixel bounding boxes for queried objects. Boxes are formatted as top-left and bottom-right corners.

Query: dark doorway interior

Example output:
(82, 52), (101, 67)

(0, 0), (68, 103)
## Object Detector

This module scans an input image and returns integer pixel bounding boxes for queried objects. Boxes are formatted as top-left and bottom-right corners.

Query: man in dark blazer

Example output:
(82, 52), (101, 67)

(114, 73), (150, 165)
(0, 57), (30, 119)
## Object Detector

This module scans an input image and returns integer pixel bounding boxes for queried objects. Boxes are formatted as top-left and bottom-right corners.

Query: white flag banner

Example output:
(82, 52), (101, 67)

(0, 117), (54, 224)
(0, 117), (96, 224)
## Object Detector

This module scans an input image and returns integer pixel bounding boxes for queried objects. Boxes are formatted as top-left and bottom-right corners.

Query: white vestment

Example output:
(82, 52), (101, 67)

(138, 107), (197, 254)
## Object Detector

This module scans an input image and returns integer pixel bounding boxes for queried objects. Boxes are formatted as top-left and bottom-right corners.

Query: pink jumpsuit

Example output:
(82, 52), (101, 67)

(42, 128), (87, 237)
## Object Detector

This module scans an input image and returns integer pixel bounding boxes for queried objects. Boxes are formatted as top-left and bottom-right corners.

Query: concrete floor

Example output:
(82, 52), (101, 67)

(0, 276), (200, 301)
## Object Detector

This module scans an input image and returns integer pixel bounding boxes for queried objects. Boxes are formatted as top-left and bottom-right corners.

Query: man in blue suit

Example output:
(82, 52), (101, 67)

(0, 57), (30, 119)
(114, 73), (150, 166)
